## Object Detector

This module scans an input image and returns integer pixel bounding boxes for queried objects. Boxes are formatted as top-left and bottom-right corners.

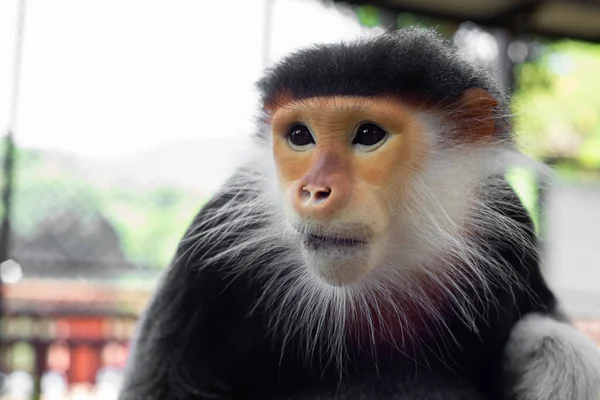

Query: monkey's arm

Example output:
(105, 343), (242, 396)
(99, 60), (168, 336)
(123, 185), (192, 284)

(502, 313), (600, 400)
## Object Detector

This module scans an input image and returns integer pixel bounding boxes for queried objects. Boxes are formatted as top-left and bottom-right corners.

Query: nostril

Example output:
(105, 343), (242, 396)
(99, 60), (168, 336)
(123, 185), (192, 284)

(300, 187), (311, 200)
(300, 185), (332, 204)
(313, 188), (331, 203)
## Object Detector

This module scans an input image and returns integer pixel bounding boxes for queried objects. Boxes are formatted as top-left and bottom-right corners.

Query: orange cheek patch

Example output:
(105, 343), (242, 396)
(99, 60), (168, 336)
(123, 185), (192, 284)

(352, 113), (429, 192)
(354, 135), (406, 187)
(272, 140), (313, 184)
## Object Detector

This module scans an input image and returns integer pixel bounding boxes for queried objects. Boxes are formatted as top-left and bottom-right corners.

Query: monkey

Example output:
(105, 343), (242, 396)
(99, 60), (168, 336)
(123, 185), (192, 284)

(118, 27), (600, 400)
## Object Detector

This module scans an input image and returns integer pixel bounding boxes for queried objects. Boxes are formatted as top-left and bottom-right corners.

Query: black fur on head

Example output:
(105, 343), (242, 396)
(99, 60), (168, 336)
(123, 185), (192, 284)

(258, 27), (511, 139)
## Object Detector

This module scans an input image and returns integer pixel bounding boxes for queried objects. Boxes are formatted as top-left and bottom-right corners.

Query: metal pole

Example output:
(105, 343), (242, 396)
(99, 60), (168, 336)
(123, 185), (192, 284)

(0, 137), (15, 265)
(1, 0), (27, 264)
(1, 0), (27, 386)
(262, 0), (275, 70)
(492, 28), (516, 94)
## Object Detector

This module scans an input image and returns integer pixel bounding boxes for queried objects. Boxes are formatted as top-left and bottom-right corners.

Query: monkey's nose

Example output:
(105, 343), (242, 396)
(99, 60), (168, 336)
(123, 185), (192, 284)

(294, 182), (347, 221)
(301, 184), (331, 204)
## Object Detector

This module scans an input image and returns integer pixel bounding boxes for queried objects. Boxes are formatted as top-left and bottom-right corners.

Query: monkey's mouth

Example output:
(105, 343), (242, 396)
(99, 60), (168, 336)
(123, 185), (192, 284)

(302, 233), (367, 250)
(296, 227), (375, 285)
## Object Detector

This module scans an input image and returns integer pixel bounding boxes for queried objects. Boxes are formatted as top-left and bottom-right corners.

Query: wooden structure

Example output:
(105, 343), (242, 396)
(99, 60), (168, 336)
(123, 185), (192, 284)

(1, 279), (152, 393)
(334, 0), (600, 43)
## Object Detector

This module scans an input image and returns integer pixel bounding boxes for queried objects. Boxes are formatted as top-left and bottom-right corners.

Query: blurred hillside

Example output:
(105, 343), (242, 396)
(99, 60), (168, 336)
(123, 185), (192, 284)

(1, 139), (251, 274)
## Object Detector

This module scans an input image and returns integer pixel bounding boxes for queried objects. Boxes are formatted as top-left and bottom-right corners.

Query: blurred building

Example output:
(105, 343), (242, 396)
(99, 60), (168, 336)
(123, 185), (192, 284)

(0, 212), (155, 398)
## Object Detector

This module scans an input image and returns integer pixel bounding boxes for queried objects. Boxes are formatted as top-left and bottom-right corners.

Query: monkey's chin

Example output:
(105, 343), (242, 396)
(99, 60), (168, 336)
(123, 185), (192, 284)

(301, 238), (374, 286)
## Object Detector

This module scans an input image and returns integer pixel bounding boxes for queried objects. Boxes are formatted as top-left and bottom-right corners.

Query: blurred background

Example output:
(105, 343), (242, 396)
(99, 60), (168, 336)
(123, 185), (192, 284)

(0, 0), (599, 398)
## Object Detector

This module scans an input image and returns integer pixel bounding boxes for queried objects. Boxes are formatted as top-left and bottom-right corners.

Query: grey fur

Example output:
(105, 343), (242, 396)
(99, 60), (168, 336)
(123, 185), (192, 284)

(502, 313), (600, 400)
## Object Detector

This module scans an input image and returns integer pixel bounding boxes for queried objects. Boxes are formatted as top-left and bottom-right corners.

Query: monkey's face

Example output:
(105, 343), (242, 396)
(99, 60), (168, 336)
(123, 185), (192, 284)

(270, 96), (429, 286)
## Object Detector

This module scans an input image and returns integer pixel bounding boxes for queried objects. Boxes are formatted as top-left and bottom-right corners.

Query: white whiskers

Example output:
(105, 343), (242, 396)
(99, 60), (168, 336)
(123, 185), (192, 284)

(181, 127), (547, 377)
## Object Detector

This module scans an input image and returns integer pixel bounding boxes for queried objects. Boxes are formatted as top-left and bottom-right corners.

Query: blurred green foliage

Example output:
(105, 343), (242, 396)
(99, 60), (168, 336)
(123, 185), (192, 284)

(513, 40), (600, 171)
(396, 12), (457, 37)
(2, 143), (207, 270)
(356, 7), (457, 36)
(355, 5), (381, 27)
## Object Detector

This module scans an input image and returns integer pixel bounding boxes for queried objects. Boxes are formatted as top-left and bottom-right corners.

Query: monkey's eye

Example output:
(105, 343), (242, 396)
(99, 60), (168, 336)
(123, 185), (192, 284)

(287, 124), (315, 150)
(353, 123), (388, 151)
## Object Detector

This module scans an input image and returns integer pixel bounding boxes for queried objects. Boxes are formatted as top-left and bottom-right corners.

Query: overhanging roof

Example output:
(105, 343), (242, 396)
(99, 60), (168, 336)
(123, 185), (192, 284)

(333, 0), (600, 43)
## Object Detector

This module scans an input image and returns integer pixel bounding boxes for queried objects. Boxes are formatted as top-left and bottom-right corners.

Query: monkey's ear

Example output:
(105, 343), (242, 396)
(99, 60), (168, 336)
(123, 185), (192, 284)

(458, 88), (498, 139)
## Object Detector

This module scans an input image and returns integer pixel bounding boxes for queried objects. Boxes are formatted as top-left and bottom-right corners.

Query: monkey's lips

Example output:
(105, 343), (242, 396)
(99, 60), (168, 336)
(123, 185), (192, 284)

(300, 232), (373, 286)
(296, 227), (375, 285)
(302, 233), (367, 251)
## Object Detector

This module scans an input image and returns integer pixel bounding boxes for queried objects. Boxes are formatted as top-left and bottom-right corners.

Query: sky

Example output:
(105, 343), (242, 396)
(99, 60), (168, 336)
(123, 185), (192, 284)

(0, 0), (372, 158)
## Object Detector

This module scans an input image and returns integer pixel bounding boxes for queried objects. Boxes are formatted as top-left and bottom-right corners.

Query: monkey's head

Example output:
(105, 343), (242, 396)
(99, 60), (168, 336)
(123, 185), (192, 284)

(254, 28), (522, 289)
(267, 95), (430, 285)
